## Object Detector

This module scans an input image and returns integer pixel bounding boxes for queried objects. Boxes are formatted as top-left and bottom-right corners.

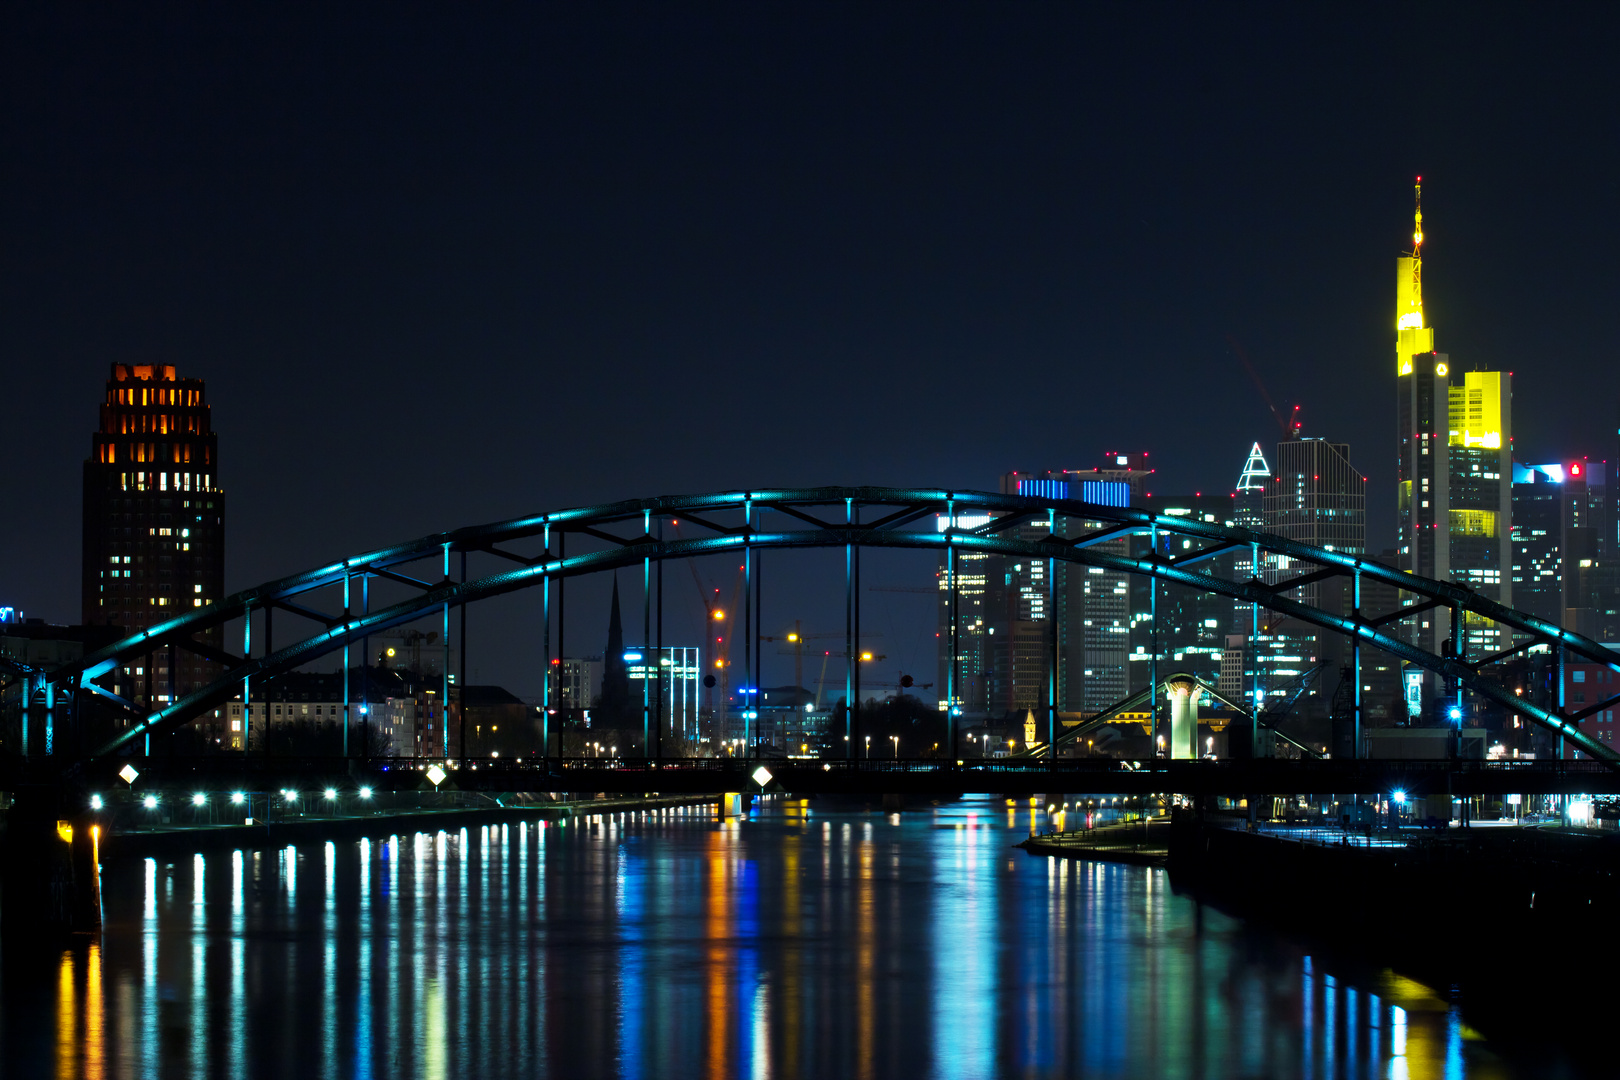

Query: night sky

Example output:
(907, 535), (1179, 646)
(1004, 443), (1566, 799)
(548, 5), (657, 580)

(5, 5), (1618, 694)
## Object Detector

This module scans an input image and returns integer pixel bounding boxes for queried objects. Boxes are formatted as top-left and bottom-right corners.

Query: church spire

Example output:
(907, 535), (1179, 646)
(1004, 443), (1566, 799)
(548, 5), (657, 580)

(599, 574), (632, 725)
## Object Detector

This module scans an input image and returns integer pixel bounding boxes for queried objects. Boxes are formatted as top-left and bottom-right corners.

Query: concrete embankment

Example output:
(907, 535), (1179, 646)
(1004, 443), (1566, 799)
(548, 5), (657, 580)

(107, 794), (717, 858)
(1167, 812), (1620, 1062)
(1017, 819), (1170, 866)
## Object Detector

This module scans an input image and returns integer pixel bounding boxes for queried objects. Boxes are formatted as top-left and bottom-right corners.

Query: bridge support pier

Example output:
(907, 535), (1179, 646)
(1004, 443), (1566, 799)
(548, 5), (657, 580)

(0, 787), (102, 941)
(1167, 677), (1198, 760)
(716, 792), (747, 821)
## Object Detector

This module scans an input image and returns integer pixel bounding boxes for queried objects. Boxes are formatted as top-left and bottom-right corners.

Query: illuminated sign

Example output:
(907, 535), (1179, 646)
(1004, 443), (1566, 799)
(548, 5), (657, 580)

(1081, 480), (1131, 507)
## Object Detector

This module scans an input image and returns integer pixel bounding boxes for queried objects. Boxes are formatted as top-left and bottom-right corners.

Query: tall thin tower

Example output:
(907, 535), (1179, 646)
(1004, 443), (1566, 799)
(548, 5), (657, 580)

(1395, 178), (1450, 657)
(1394, 179), (1513, 682)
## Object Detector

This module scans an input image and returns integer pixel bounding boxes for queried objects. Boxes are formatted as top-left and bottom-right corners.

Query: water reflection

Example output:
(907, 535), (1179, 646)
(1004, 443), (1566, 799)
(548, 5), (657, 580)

(3, 797), (1543, 1078)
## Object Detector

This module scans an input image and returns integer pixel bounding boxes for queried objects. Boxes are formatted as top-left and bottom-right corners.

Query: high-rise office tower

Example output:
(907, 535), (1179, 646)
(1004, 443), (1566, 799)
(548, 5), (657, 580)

(1266, 438), (1367, 714)
(81, 363), (226, 711)
(1230, 442), (1269, 617)
(945, 456), (1150, 718)
(1393, 180), (1512, 662)
(1070, 455), (1153, 711)
(1133, 491), (1239, 690)
(1512, 461), (1618, 640)
(937, 506), (993, 715)
(1268, 439), (1366, 564)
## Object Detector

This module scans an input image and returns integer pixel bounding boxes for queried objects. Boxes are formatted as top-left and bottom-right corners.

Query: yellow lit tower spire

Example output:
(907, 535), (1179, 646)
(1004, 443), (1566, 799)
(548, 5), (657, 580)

(1395, 176), (1434, 374)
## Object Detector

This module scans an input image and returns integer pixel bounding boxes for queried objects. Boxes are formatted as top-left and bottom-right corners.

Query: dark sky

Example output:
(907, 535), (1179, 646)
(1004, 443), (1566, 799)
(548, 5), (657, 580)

(5, 5), (1618, 694)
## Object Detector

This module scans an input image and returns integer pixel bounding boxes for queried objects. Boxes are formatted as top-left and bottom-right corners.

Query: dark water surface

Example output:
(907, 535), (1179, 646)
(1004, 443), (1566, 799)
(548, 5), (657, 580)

(3, 796), (1544, 1078)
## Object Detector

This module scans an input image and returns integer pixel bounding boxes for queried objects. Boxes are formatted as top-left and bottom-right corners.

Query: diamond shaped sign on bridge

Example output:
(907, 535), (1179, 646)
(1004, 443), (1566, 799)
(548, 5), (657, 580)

(752, 766), (773, 789)
(118, 764), (139, 785)
(426, 764), (447, 787)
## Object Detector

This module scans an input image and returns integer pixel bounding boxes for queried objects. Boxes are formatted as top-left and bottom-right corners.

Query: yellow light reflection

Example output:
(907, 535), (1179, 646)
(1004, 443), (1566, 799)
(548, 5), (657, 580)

(706, 833), (730, 1080)
(857, 839), (874, 1080)
(85, 943), (104, 1080)
(57, 950), (74, 1079)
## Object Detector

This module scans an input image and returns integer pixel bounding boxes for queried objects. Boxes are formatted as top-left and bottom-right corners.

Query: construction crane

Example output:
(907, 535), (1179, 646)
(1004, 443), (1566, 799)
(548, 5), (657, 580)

(1227, 336), (1303, 439)
(669, 519), (746, 722)
(761, 620), (883, 703)
(864, 673), (934, 698)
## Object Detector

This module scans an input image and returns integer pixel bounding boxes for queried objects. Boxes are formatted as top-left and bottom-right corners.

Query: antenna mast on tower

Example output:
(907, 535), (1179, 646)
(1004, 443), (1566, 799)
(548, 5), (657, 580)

(1409, 176), (1424, 314)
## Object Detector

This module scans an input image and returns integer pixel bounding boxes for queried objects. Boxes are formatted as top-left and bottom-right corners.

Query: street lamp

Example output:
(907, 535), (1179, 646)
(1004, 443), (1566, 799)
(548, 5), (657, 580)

(890, 735), (898, 759)
(864, 735), (870, 758)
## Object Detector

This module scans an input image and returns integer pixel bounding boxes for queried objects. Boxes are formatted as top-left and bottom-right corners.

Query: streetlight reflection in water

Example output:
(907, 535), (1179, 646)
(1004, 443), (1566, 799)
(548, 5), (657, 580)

(9, 797), (1544, 1078)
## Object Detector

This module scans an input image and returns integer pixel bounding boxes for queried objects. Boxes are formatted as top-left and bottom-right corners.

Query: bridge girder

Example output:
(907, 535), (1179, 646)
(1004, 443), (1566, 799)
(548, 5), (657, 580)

(69, 757), (1620, 799)
(42, 486), (1620, 766)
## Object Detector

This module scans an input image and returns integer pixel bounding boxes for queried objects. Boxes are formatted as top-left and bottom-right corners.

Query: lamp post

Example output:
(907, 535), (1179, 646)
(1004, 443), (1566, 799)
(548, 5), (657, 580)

(890, 735), (898, 759)
(864, 735), (870, 759)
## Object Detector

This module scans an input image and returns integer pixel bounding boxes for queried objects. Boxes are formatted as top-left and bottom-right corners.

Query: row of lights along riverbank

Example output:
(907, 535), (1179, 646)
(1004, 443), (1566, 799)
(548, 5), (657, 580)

(119, 787), (378, 810)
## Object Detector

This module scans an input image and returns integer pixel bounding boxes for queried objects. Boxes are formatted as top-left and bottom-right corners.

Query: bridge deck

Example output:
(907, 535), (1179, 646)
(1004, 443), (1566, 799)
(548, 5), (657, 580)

(49, 756), (1620, 798)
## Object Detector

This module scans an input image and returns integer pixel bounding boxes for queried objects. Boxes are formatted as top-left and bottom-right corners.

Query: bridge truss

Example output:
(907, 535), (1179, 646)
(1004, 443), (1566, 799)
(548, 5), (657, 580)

(27, 486), (1620, 770)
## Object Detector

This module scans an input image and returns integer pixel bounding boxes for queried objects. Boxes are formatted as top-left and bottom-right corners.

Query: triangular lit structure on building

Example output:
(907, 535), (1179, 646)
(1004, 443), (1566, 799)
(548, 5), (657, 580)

(1236, 442), (1270, 491)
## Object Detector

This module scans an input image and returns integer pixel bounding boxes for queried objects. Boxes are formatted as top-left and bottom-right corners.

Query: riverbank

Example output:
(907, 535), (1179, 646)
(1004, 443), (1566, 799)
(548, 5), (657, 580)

(1167, 812), (1620, 1068)
(107, 793), (717, 858)
(1015, 818), (1169, 866)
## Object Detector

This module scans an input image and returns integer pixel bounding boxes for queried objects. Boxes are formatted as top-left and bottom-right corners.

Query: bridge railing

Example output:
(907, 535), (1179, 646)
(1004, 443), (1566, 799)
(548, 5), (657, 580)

(96, 754), (1620, 780)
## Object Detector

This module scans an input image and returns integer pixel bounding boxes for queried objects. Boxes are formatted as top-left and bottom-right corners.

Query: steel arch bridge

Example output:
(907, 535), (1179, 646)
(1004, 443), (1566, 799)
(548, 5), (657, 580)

(30, 486), (1620, 769)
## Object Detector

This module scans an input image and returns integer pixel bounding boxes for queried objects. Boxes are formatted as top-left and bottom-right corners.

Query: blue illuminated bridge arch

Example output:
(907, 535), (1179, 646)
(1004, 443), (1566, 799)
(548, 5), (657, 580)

(39, 486), (1620, 770)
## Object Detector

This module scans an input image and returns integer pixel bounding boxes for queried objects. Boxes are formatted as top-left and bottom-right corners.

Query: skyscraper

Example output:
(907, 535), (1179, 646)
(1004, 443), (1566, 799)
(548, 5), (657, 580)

(1512, 461), (1619, 640)
(1265, 438), (1367, 715)
(1133, 491), (1240, 690)
(941, 456), (1150, 719)
(1393, 180), (1512, 663)
(81, 363), (226, 712)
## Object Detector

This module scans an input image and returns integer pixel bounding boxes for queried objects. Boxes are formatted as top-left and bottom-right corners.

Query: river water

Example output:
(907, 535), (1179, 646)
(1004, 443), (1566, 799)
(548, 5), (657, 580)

(1, 794), (1554, 1078)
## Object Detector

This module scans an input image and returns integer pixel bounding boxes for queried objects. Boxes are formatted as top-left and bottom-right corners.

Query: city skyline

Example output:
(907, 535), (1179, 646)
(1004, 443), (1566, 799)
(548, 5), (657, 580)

(5, 7), (1620, 702)
(8, 13), (1620, 1078)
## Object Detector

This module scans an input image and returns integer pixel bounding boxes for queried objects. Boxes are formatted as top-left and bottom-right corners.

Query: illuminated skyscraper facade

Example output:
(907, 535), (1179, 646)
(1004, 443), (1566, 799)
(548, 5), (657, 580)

(1393, 182), (1512, 665)
(1133, 492), (1240, 690)
(81, 363), (226, 716)
(940, 459), (1155, 719)
(1512, 461), (1619, 640)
